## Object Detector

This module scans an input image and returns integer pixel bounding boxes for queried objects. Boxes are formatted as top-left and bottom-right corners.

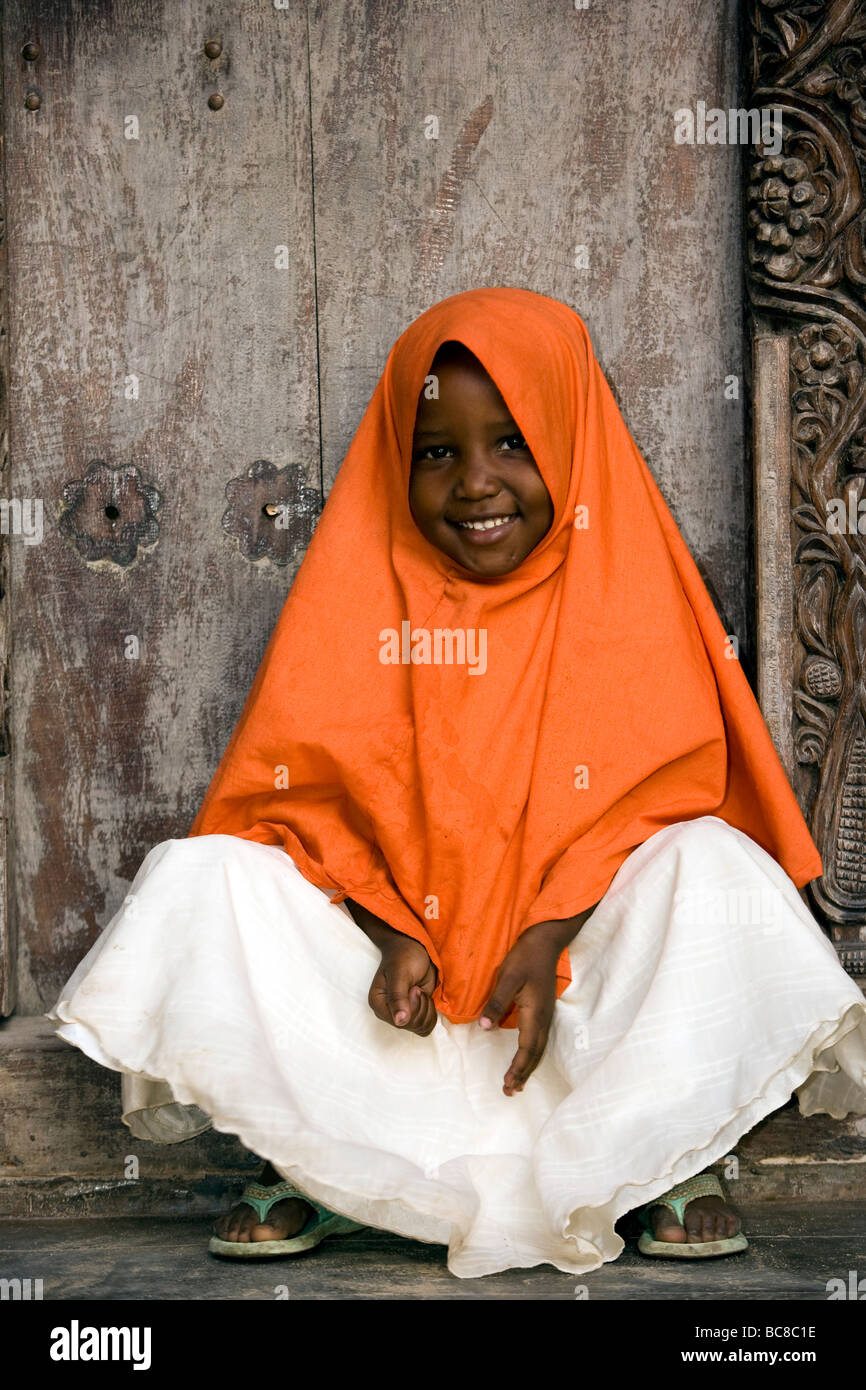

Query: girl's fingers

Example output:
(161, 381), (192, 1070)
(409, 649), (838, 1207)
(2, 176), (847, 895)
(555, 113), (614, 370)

(412, 990), (434, 1035)
(479, 967), (523, 1030)
(504, 1018), (549, 1094)
(411, 984), (428, 1028)
(368, 973), (390, 1024)
(403, 989), (435, 1036)
(408, 985), (425, 1027)
(369, 968), (416, 1028)
(504, 1047), (537, 1093)
(369, 961), (437, 1035)
(383, 959), (419, 1025)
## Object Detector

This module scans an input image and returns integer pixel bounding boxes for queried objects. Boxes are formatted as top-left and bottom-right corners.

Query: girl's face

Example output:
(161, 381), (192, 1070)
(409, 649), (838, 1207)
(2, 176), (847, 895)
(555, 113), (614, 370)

(408, 347), (554, 577)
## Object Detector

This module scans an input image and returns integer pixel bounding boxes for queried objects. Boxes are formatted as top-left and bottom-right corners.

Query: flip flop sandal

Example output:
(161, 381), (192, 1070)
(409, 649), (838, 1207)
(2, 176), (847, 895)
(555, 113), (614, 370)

(208, 1178), (366, 1259)
(636, 1171), (749, 1259)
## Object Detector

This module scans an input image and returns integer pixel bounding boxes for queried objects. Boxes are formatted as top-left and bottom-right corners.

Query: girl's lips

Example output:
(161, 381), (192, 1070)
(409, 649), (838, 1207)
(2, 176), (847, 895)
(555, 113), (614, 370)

(447, 514), (519, 544)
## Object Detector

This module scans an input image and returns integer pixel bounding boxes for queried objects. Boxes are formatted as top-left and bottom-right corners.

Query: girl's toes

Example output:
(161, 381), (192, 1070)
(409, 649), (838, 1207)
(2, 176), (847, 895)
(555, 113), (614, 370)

(691, 1211), (714, 1241)
(684, 1215), (703, 1242)
(650, 1208), (685, 1242)
(250, 1221), (285, 1241)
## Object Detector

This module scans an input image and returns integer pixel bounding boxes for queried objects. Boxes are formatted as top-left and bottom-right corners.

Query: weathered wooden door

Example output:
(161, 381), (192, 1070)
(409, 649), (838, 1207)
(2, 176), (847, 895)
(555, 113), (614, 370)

(0, 2), (323, 1015)
(0, 0), (750, 1022)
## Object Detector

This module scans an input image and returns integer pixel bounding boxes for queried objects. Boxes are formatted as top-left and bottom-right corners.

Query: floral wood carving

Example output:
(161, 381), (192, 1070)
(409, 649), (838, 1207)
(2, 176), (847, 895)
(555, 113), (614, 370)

(748, 0), (866, 953)
(221, 459), (321, 566)
(59, 461), (161, 567)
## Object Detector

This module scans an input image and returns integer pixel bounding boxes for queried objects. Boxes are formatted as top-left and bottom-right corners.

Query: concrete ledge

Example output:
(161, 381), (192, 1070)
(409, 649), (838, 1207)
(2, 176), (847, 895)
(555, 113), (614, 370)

(2, 1014), (865, 1218)
(3, 1203), (864, 1300)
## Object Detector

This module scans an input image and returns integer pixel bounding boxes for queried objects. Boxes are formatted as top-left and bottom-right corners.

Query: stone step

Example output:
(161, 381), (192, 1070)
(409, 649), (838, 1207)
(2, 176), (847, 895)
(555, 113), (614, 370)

(3, 1204), (865, 1301)
(0, 1015), (258, 1218)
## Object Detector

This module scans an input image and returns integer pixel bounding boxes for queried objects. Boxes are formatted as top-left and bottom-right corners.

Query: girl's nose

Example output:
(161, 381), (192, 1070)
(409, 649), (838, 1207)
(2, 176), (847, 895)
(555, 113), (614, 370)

(453, 449), (503, 497)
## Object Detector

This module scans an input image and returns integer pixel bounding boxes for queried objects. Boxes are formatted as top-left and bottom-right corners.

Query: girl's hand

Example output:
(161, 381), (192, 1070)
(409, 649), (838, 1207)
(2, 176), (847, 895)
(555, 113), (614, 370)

(368, 935), (438, 1037)
(345, 896), (439, 1037)
(479, 903), (600, 1096)
(479, 928), (561, 1095)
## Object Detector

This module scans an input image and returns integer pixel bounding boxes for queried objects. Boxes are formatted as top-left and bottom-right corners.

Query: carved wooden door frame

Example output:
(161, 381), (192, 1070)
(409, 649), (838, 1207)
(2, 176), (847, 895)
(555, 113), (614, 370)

(749, 0), (866, 979)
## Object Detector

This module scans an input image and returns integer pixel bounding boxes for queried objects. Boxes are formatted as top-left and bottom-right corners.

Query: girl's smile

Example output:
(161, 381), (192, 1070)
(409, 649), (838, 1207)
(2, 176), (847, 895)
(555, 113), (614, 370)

(409, 342), (554, 577)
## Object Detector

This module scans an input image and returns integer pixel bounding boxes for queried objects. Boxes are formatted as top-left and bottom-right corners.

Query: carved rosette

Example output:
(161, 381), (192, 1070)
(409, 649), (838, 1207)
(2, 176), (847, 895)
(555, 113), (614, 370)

(748, 1), (866, 952)
(59, 461), (161, 567)
(222, 459), (321, 566)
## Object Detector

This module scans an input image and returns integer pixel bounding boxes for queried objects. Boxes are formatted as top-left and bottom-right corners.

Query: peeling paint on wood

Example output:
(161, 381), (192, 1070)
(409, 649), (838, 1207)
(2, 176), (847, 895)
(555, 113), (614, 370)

(309, 0), (747, 647)
(1, 2), (319, 1008)
(0, 24), (12, 1014)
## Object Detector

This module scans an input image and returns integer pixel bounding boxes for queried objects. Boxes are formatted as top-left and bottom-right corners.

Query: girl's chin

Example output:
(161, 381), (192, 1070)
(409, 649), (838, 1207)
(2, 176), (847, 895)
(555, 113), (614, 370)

(418, 521), (534, 573)
(447, 546), (526, 576)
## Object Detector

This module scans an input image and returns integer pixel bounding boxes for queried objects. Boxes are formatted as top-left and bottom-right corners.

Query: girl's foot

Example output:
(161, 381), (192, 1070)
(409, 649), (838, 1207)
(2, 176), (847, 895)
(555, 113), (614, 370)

(646, 1192), (741, 1244)
(212, 1162), (315, 1245)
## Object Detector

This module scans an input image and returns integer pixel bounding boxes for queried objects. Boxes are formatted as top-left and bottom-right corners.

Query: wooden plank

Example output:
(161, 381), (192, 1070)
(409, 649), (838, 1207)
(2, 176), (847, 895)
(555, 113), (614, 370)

(0, 1203), (864, 1300)
(309, 0), (748, 645)
(753, 334), (795, 782)
(1, 2), (318, 1009)
(0, 38), (12, 1015)
(0, 1017), (258, 1219)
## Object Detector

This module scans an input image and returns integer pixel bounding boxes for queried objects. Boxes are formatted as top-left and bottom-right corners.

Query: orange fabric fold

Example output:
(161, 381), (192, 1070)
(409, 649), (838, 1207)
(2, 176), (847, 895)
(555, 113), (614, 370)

(188, 287), (823, 1025)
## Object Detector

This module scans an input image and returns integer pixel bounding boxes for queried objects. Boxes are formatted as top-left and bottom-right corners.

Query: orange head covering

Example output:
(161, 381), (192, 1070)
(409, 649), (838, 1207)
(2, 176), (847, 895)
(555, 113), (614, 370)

(188, 287), (823, 1025)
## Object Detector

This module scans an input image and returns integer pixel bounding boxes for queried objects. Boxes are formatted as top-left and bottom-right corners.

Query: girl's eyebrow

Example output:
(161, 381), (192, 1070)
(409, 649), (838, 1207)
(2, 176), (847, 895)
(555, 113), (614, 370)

(413, 419), (518, 441)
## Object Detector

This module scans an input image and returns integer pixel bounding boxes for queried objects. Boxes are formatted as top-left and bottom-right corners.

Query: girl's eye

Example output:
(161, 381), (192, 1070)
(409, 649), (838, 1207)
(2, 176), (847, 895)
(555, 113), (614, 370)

(413, 445), (454, 462)
(412, 434), (530, 463)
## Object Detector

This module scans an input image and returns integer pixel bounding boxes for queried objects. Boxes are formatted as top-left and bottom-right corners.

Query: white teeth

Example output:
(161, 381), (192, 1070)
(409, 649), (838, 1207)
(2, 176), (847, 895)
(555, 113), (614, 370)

(455, 515), (515, 531)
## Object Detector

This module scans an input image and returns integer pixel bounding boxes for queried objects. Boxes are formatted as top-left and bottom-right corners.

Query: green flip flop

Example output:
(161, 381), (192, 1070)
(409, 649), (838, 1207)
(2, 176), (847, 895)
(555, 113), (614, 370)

(208, 1178), (366, 1259)
(636, 1171), (749, 1259)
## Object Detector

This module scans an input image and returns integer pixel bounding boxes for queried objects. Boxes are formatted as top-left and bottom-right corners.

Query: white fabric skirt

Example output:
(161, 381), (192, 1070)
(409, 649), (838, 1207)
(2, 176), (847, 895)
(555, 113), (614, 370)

(48, 815), (866, 1279)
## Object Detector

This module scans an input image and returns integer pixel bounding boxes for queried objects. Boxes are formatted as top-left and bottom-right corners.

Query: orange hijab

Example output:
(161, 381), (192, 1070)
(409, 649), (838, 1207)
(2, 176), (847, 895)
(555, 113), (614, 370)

(188, 287), (823, 1025)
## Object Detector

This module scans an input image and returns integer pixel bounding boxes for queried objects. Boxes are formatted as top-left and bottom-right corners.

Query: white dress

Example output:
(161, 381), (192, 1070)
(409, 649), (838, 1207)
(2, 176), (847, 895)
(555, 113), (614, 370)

(48, 815), (866, 1279)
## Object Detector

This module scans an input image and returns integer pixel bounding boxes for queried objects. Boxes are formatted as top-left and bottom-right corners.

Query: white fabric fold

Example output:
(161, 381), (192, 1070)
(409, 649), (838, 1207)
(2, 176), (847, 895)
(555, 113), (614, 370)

(48, 816), (866, 1278)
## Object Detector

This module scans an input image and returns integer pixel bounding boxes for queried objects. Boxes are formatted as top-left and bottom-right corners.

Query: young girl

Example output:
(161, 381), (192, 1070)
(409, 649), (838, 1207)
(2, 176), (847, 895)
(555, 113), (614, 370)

(50, 287), (866, 1280)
